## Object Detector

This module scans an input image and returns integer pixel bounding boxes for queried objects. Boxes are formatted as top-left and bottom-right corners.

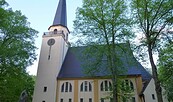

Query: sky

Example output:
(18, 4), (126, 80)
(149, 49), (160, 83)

(5, 0), (82, 75)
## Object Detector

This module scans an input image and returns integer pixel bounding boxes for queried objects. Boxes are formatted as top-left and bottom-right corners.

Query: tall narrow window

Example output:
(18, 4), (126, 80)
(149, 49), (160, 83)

(152, 94), (155, 100)
(89, 82), (92, 91)
(110, 98), (113, 102)
(132, 97), (135, 102)
(80, 98), (83, 102)
(89, 98), (92, 102)
(80, 83), (83, 92)
(60, 99), (63, 102)
(61, 84), (64, 92)
(66, 34), (68, 41)
(69, 98), (72, 102)
(101, 98), (104, 102)
(65, 82), (68, 92)
(109, 81), (112, 91)
(43, 87), (47, 92)
(100, 82), (103, 91)
(85, 81), (87, 91)
(130, 81), (134, 90)
(125, 80), (129, 86)
(105, 81), (108, 91)
(69, 84), (72, 92)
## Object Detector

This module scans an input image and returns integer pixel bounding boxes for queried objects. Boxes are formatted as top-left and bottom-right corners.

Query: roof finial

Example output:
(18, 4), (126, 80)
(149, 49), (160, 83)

(52, 0), (67, 27)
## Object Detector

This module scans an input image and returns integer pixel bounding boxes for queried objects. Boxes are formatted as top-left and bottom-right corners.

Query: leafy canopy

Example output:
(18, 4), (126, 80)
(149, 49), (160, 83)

(158, 42), (173, 101)
(73, 0), (134, 101)
(0, 1), (38, 101)
(131, 0), (173, 101)
(74, 0), (133, 45)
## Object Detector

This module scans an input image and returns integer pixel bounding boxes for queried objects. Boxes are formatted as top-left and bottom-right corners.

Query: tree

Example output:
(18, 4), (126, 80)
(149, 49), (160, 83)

(0, 1), (38, 101)
(158, 42), (173, 102)
(73, 0), (133, 101)
(131, 0), (173, 101)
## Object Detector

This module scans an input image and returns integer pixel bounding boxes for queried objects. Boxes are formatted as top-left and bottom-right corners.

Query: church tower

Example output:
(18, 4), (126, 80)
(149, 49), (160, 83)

(32, 0), (69, 102)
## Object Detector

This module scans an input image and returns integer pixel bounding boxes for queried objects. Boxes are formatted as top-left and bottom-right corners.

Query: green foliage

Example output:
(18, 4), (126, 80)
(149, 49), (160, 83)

(158, 42), (173, 102)
(0, 0), (7, 7)
(0, 66), (35, 102)
(73, 0), (134, 101)
(0, 1), (38, 101)
(73, 0), (134, 45)
(131, 0), (173, 101)
(73, 0), (134, 76)
(131, 0), (173, 48)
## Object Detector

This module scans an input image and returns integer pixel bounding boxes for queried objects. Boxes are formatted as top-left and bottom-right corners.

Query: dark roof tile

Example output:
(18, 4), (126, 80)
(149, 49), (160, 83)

(52, 0), (67, 27)
(58, 43), (152, 81)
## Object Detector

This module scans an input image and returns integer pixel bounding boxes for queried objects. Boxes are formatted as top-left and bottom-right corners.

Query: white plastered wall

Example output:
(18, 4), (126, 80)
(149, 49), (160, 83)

(32, 26), (69, 102)
(143, 78), (168, 102)
(143, 78), (157, 102)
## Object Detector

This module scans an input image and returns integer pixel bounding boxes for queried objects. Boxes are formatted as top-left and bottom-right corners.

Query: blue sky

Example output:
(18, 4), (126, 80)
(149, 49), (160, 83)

(5, 0), (82, 75)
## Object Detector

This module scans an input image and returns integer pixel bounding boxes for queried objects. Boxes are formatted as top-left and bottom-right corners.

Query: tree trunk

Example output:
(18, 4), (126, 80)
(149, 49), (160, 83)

(112, 77), (118, 102)
(148, 45), (163, 102)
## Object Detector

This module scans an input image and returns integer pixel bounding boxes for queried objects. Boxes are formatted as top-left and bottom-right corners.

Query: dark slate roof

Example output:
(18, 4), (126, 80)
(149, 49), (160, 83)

(58, 43), (152, 81)
(52, 0), (67, 27)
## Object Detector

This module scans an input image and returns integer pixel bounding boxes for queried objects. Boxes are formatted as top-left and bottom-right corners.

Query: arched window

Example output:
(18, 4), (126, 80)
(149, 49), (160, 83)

(130, 81), (134, 90)
(80, 81), (92, 92)
(61, 82), (72, 92)
(54, 29), (57, 34)
(100, 80), (112, 91)
(122, 80), (134, 91)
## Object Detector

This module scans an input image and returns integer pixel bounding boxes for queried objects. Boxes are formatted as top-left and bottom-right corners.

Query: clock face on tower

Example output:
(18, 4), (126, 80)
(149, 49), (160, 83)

(47, 38), (55, 46)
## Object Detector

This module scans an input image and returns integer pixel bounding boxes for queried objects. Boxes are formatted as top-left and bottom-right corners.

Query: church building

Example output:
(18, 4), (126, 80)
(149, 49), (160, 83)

(32, 0), (167, 102)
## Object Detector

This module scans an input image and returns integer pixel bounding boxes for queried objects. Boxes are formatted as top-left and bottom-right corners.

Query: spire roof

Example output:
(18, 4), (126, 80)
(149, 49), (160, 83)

(52, 0), (67, 27)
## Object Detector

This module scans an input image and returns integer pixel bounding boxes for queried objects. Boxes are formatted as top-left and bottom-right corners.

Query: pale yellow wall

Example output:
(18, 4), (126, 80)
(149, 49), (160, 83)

(135, 76), (143, 102)
(57, 77), (143, 102)
(121, 77), (141, 102)
(78, 80), (94, 102)
(58, 80), (74, 102)
(93, 79), (99, 102)
(98, 79), (112, 102)
(74, 80), (78, 102)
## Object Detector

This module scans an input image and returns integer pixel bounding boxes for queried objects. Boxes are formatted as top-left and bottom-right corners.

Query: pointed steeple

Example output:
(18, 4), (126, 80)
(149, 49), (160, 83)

(52, 0), (67, 27)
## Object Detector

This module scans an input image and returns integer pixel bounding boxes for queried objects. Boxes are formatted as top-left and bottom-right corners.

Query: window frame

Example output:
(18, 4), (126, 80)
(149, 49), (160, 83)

(100, 80), (112, 91)
(80, 81), (92, 92)
(61, 82), (72, 93)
